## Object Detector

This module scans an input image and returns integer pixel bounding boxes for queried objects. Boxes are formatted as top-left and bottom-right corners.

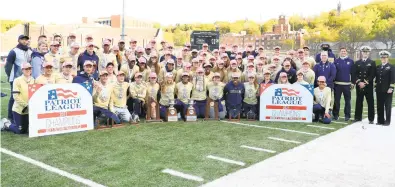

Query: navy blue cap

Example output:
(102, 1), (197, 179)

(18, 35), (29, 40)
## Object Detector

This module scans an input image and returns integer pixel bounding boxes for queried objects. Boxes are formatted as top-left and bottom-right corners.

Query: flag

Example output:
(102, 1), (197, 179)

(259, 83), (272, 95)
(28, 84), (43, 100)
(275, 88), (300, 97)
(79, 82), (93, 95)
(48, 88), (78, 100)
(301, 84), (314, 96)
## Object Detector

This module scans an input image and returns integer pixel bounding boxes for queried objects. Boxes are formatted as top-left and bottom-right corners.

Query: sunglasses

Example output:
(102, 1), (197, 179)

(150, 77), (157, 79)
(52, 45), (60, 47)
(248, 77), (255, 79)
(284, 65), (290, 67)
(45, 66), (53, 69)
(318, 81), (326, 83)
(23, 68), (32, 70)
(73, 47), (80, 50)
(64, 65), (73, 68)
(258, 64), (263, 66)
(88, 45), (94, 48)
(281, 76), (287, 78)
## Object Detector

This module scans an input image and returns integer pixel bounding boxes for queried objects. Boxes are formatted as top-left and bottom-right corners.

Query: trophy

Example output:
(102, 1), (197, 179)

(145, 96), (162, 123)
(167, 99), (178, 122)
(205, 97), (219, 120)
(185, 99), (197, 122)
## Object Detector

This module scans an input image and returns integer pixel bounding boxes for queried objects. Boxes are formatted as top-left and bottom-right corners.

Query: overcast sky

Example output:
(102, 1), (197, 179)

(0, 0), (372, 25)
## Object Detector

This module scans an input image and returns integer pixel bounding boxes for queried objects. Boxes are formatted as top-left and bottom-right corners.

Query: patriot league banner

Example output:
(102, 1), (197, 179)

(28, 83), (94, 137)
(259, 84), (314, 122)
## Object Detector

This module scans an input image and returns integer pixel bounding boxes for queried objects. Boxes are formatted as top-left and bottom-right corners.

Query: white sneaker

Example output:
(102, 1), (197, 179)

(1, 118), (11, 130)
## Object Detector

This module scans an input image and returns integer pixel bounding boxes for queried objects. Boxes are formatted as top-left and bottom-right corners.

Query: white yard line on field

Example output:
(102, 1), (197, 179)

(0, 148), (106, 187)
(267, 137), (301, 144)
(206, 155), (245, 166)
(332, 121), (349, 125)
(307, 125), (335, 130)
(240, 145), (276, 153)
(221, 121), (319, 136)
(162, 169), (204, 182)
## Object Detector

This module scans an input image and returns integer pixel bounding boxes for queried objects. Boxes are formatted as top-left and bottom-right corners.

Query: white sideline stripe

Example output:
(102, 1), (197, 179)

(221, 121), (319, 136)
(267, 137), (301, 144)
(0, 148), (106, 187)
(206, 155), (245, 166)
(307, 125), (335, 130)
(240, 145), (276, 153)
(162, 169), (204, 182)
(332, 121), (348, 125)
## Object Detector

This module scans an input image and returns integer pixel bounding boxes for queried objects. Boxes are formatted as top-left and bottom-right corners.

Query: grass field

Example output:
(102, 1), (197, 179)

(0, 63), (391, 187)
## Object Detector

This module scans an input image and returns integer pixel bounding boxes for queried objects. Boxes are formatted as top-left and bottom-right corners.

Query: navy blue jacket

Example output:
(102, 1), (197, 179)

(224, 81), (245, 107)
(315, 49), (336, 63)
(77, 50), (99, 79)
(72, 71), (95, 84)
(334, 57), (354, 84)
(274, 68), (297, 84)
(4, 44), (31, 79)
(313, 61), (337, 88)
(159, 55), (176, 62)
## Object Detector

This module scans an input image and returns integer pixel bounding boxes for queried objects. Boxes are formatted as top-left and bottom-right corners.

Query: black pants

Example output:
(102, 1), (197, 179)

(376, 92), (393, 125)
(333, 84), (351, 118)
(354, 84), (375, 121)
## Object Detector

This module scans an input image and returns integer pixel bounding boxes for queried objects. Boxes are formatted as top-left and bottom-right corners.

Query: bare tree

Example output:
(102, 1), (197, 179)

(375, 25), (395, 49)
(338, 25), (369, 58)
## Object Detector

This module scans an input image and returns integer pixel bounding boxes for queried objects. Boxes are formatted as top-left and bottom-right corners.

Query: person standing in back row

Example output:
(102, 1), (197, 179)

(352, 46), (376, 124)
(332, 47), (354, 121)
(375, 51), (395, 126)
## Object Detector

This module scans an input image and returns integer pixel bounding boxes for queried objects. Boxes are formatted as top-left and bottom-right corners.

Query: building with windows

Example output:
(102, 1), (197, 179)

(82, 15), (154, 29)
(220, 15), (305, 50)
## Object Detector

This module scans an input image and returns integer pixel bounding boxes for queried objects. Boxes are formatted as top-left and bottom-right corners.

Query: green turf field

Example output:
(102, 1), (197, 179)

(0, 64), (390, 187)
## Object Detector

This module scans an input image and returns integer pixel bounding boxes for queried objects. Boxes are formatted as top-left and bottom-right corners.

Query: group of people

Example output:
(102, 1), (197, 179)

(2, 33), (394, 134)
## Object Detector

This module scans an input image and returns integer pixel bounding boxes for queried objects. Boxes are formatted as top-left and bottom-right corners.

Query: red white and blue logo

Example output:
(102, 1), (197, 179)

(48, 89), (78, 100)
(274, 88), (300, 97)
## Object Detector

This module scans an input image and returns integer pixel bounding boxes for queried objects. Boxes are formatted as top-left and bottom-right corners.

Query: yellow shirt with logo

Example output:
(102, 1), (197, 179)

(62, 52), (79, 76)
(120, 64), (139, 82)
(35, 74), (58, 84)
(93, 82), (114, 111)
(12, 76), (35, 114)
(129, 82), (147, 102)
(159, 83), (176, 106)
(44, 52), (63, 74)
(243, 83), (258, 105)
(175, 82), (193, 103)
(207, 82), (225, 100)
(111, 82), (130, 108)
(146, 83), (160, 102)
(191, 76), (208, 101)
(98, 52), (117, 74)
(55, 73), (73, 84)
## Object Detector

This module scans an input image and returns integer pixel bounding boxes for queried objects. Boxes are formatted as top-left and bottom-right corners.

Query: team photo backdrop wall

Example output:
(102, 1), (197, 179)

(259, 84), (314, 122)
(28, 83), (94, 138)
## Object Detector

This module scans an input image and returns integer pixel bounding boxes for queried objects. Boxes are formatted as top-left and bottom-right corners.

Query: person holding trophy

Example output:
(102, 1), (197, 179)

(175, 72), (193, 121)
(159, 73), (176, 120)
(207, 72), (226, 119)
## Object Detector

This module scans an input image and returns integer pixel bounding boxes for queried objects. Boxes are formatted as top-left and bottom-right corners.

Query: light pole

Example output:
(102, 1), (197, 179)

(121, 0), (126, 40)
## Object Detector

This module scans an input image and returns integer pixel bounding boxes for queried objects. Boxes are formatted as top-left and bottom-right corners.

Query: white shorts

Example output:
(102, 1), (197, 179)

(114, 107), (131, 122)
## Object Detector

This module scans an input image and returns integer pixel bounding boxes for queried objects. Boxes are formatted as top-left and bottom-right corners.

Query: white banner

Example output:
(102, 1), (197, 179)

(28, 84), (94, 137)
(259, 84), (313, 122)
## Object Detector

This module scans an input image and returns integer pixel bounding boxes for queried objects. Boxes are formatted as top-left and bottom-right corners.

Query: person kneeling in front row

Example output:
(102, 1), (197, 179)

(2, 63), (34, 134)
(313, 76), (332, 124)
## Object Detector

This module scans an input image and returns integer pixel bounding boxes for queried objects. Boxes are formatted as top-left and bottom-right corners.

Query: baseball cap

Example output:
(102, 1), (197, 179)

(85, 42), (94, 47)
(165, 72), (173, 78)
(149, 72), (157, 78)
(184, 62), (191, 67)
(182, 72), (189, 77)
(203, 63), (212, 67)
(248, 55), (255, 60)
(62, 61), (73, 67)
(191, 49), (198, 53)
(264, 70), (271, 74)
(297, 70), (304, 75)
(112, 45), (120, 51)
(128, 55), (136, 61)
(100, 71), (109, 76)
(230, 60), (237, 65)
(213, 72), (221, 77)
(280, 72), (287, 77)
(138, 57), (147, 63)
(196, 67), (204, 73)
(202, 43), (208, 47)
(42, 61), (54, 67)
(103, 40), (111, 45)
(21, 62), (32, 69)
(117, 71), (125, 76)
(232, 72), (241, 78)
(130, 38), (137, 43)
(167, 59), (175, 64)
(236, 55), (242, 59)
(70, 42), (80, 48)
(221, 53), (228, 58)
(248, 72), (256, 77)
(18, 35), (29, 40)
(247, 62), (254, 67)
(135, 72), (143, 78)
(50, 41), (60, 46)
(69, 33), (76, 37)
(84, 60), (94, 66)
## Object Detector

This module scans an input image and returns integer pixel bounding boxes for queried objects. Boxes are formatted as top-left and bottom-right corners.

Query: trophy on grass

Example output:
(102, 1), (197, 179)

(145, 96), (162, 123)
(186, 99), (197, 122)
(205, 98), (219, 121)
(167, 99), (178, 122)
